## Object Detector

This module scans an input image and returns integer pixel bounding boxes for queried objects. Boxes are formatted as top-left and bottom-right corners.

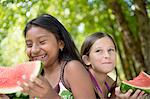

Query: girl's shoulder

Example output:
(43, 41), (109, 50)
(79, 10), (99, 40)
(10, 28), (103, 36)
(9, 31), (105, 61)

(62, 60), (89, 83)
(60, 60), (86, 83)
(62, 60), (96, 99)
(64, 60), (85, 72)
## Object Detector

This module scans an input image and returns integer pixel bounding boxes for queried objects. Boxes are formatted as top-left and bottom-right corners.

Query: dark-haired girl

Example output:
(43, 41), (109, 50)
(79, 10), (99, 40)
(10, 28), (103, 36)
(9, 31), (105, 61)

(17, 14), (96, 99)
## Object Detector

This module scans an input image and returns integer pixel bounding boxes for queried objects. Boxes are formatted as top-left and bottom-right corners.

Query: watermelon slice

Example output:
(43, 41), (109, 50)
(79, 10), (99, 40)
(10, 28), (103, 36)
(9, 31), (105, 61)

(120, 71), (150, 94)
(0, 61), (42, 94)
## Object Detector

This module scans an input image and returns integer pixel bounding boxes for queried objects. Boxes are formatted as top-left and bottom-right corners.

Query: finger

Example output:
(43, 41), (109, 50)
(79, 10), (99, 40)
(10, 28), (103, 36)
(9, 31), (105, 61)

(141, 94), (147, 99)
(137, 91), (149, 99)
(28, 81), (44, 94)
(29, 95), (35, 99)
(21, 79), (44, 96)
(115, 87), (126, 98)
(29, 77), (49, 95)
(32, 75), (48, 88)
(29, 94), (39, 99)
(137, 91), (146, 99)
(115, 86), (121, 96)
(130, 89), (141, 99)
(0, 94), (9, 99)
(115, 97), (120, 99)
(122, 89), (133, 98)
(18, 76), (42, 97)
(17, 80), (30, 95)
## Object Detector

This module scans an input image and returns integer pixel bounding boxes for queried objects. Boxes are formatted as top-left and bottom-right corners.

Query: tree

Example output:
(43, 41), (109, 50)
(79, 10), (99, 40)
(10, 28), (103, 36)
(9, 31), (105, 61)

(0, 0), (150, 81)
(134, 0), (150, 74)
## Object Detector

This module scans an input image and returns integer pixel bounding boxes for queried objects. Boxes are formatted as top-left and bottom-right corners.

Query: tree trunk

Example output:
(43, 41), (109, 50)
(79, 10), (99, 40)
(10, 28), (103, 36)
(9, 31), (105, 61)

(133, 0), (150, 74)
(106, 9), (133, 79)
(107, 0), (145, 77)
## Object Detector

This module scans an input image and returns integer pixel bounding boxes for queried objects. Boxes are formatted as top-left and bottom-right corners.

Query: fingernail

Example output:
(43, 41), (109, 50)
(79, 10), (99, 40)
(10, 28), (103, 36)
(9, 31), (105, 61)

(22, 74), (26, 80)
(129, 89), (133, 92)
(17, 81), (21, 85)
(137, 89), (141, 92)
(30, 75), (35, 82)
(19, 87), (23, 91)
(141, 91), (145, 93)
(23, 82), (28, 86)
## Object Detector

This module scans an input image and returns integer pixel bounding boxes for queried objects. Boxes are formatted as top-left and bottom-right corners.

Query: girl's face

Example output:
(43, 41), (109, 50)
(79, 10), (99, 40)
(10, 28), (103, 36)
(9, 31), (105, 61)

(25, 26), (64, 67)
(84, 36), (116, 74)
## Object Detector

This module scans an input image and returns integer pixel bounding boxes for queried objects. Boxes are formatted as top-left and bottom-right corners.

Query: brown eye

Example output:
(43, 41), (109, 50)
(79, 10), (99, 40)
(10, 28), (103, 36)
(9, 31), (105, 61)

(96, 49), (103, 53)
(39, 40), (46, 45)
(26, 43), (32, 48)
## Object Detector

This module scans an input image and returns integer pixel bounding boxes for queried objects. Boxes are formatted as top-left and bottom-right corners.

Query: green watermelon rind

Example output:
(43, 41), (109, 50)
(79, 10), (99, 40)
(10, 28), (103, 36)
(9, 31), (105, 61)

(30, 61), (43, 80)
(0, 61), (42, 94)
(0, 86), (23, 94)
(120, 81), (150, 94)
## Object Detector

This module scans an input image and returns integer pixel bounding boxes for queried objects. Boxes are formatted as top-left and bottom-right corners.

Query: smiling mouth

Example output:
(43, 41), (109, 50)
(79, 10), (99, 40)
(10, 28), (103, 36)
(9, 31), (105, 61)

(102, 62), (112, 64)
(31, 54), (47, 61)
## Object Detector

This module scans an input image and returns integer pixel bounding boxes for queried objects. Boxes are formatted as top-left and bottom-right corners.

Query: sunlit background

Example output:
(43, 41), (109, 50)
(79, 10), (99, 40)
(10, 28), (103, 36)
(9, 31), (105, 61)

(1, 0), (150, 82)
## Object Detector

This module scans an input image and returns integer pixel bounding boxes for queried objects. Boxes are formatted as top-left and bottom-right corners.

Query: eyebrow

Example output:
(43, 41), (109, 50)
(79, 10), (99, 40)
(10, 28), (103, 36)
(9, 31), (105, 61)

(94, 46), (115, 49)
(26, 34), (50, 40)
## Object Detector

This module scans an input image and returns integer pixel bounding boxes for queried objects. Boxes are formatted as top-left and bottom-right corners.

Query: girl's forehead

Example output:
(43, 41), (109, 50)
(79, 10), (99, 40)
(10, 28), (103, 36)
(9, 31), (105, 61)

(26, 27), (54, 38)
(91, 37), (115, 48)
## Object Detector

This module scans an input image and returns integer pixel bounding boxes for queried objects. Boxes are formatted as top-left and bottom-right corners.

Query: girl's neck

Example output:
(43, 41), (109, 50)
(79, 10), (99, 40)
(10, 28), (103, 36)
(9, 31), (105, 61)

(43, 61), (62, 88)
(89, 69), (110, 98)
(44, 60), (62, 75)
(89, 69), (107, 85)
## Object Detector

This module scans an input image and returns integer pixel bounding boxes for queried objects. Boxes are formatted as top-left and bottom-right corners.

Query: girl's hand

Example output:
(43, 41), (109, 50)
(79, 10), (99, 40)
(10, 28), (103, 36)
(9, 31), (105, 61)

(18, 75), (60, 99)
(0, 94), (9, 99)
(115, 86), (147, 99)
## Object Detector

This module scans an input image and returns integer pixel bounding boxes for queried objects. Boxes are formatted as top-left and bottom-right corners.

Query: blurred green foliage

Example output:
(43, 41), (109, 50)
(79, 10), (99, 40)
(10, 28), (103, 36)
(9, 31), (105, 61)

(1, 0), (150, 98)
(0, 0), (116, 66)
(0, 0), (150, 81)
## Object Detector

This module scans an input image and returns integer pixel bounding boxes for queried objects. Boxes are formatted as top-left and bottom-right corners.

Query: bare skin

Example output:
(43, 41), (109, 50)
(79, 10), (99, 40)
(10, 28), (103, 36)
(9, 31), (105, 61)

(81, 35), (147, 99)
(115, 87), (148, 99)
(19, 26), (96, 99)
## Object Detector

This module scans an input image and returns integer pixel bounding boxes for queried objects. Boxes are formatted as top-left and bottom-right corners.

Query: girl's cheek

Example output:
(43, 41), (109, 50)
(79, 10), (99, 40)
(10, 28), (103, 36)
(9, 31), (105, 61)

(26, 49), (31, 57)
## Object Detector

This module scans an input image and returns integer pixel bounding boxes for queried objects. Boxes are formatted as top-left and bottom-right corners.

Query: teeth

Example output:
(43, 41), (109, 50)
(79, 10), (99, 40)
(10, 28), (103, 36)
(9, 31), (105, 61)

(42, 54), (47, 58)
(33, 54), (46, 60)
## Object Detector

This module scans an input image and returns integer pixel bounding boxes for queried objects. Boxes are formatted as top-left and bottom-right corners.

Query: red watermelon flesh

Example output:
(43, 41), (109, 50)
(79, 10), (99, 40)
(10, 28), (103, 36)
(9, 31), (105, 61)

(0, 61), (42, 94)
(120, 71), (150, 94)
(124, 72), (150, 87)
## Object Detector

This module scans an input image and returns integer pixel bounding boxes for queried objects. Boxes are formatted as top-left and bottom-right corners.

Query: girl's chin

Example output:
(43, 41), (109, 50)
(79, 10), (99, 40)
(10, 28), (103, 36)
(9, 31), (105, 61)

(41, 61), (50, 67)
(100, 68), (114, 73)
(105, 69), (114, 73)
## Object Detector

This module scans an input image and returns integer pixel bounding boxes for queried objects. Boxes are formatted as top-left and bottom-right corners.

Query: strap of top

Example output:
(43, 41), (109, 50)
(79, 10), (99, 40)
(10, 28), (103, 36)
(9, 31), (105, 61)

(88, 71), (111, 93)
(60, 60), (71, 91)
(88, 71), (103, 93)
(105, 81), (111, 92)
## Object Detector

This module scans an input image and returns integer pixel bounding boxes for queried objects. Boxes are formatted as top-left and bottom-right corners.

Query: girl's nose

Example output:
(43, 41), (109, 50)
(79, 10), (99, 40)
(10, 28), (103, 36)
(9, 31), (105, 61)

(104, 51), (110, 58)
(31, 44), (40, 55)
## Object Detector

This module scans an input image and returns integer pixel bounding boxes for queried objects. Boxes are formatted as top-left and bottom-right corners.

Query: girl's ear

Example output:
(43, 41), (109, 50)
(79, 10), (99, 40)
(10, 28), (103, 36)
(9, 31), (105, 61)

(82, 55), (91, 65)
(59, 40), (65, 51)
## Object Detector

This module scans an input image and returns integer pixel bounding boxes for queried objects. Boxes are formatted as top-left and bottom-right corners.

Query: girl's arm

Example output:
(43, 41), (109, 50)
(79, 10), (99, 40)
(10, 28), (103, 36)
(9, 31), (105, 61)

(64, 60), (96, 99)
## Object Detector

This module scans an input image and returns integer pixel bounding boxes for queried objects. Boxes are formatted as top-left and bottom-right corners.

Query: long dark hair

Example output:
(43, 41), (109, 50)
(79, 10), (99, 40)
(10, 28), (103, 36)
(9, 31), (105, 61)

(24, 14), (81, 62)
(80, 32), (118, 98)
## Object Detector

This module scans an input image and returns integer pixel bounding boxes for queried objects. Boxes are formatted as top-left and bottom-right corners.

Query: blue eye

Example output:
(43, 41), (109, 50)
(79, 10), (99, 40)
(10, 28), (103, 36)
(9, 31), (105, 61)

(108, 48), (115, 52)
